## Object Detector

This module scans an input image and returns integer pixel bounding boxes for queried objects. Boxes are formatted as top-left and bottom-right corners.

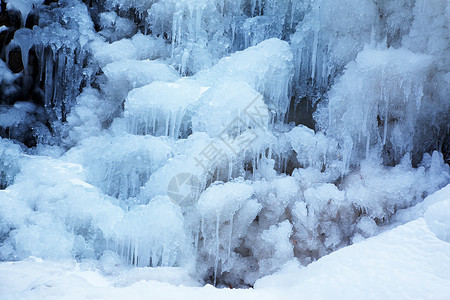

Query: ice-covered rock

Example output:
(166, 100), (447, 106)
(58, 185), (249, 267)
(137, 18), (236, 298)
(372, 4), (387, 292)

(65, 133), (173, 202)
(197, 180), (261, 285)
(125, 79), (206, 138)
(0, 138), (23, 189)
(113, 196), (192, 268)
(98, 12), (137, 42)
(191, 81), (268, 137)
(103, 59), (178, 116)
(316, 47), (433, 169)
(196, 38), (294, 120)
(286, 125), (339, 170)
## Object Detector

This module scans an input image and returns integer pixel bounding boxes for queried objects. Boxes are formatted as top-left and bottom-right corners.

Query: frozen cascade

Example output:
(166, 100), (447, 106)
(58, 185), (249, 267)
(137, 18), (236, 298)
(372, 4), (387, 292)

(316, 47), (433, 170)
(5, 0), (97, 125)
(113, 196), (192, 268)
(196, 38), (294, 121)
(290, 0), (377, 97)
(65, 134), (173, 202)
(0, 0), (449, 290)
(125, 79), (207, 138)
(197, 181), (261, 284)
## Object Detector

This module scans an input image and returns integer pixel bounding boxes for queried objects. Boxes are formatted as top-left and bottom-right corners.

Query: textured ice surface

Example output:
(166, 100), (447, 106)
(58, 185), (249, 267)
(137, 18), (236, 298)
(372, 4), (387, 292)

(1, 185), (449, 298)
(196, 38), (293, 120)
(103, 59), (178, 116)
(316, 47), (434, 170)
(191, 81), (268, 137)
(125, 79), (206, 138)
(1, 0), (449, 292)
(65, 133), (173, 201)
(92, 33), (170, 67)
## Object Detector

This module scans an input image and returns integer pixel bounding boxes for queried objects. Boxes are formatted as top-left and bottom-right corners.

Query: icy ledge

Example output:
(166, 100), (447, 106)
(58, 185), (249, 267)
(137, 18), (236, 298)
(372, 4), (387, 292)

(1, 184), (449, 300)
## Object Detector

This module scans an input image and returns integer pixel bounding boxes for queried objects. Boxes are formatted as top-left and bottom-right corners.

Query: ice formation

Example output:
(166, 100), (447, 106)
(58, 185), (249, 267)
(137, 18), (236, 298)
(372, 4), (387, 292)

(317, 47), (434, 169)
(125, 79), (206, 138)
(0, 0), (449, 290)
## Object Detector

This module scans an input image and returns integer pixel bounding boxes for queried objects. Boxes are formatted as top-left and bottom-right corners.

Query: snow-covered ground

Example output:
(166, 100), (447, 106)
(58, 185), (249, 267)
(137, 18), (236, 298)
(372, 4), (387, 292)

(1, 185), (449, 300)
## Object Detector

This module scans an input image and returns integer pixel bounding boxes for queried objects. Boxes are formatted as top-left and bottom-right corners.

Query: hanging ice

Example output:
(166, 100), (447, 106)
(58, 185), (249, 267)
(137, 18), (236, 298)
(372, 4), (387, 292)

(124, 79), (207, 138)
(8, 29), (34, 75)
(290, 0), (377, 96)
(113, 196), (192, 268)
(197, 180), (261, 285)
(5, 0), (43, 27)
(196, 38), (294, 120)
(316, 47), (433, 170)
(65, 133), (173, 202)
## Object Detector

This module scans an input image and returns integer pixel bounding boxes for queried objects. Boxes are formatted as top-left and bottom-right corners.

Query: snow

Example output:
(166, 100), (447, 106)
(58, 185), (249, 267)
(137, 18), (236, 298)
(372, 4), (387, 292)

(256, 218), (450, 299)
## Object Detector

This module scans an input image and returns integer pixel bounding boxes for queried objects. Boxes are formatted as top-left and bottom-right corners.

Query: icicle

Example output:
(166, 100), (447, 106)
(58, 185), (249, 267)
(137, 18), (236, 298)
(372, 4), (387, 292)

(7, 0), (32, 28)
(383, 93), (388, 145)
(231, 19), (236, 47)
(366, 133), (370, 158)
(195, 6), (203, 39)
(251, 0), (257, 17)
(252, 154), (257, 181)
(214, 211), (220, 286)
(44, 50), (54, 109)
(13, 28), (34, 75)
(171, 13), (178, 57)
(164, 110), (170, 137)
(201, 216), (205, 246)
(194, 224), (200, 250)
(311, 29), (319, 83)
(227, 213), (233, 262)
(181, 49), (189, 76)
